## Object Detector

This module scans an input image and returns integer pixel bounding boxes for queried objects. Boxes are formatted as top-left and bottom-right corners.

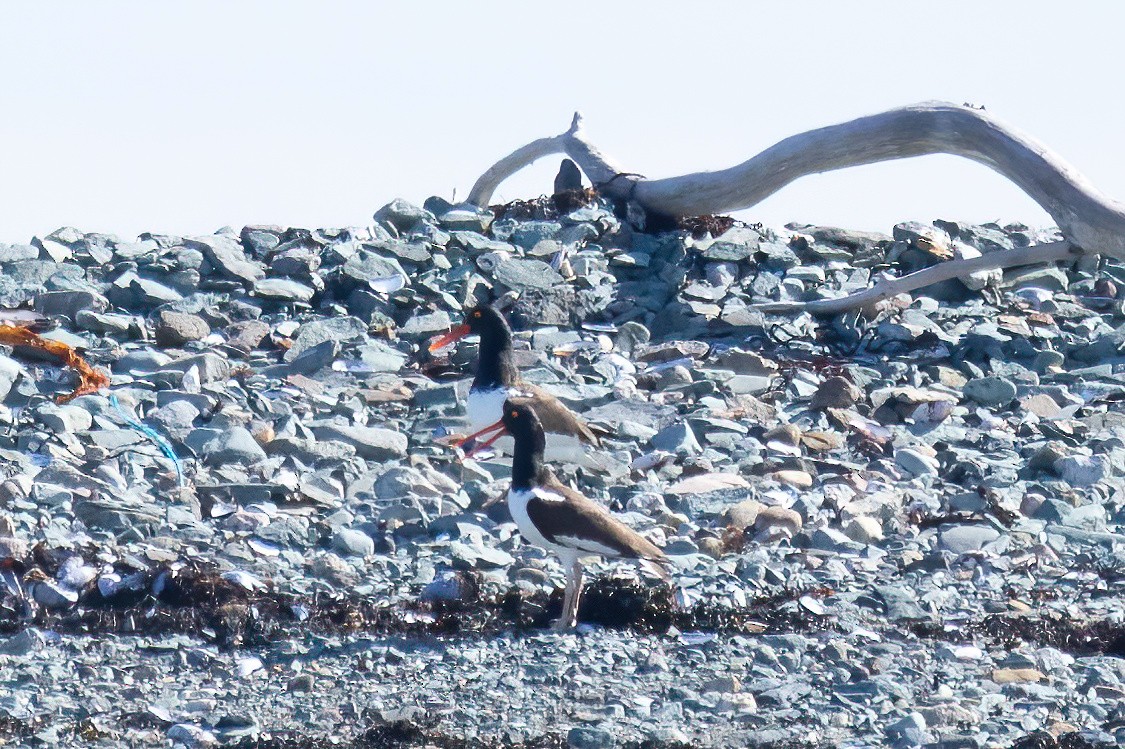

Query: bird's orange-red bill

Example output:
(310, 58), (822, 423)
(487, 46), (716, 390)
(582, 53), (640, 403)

(458, 418), (507, 460)
(427, 324), (471, 353)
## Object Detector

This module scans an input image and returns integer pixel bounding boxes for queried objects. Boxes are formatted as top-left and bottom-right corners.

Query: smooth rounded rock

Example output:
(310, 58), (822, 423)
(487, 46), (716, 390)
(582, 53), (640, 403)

(896, 448), (939, 477)
(810, 376), (862, 409)
(963, 376), (1017, 407)
(332, 528), (375, 557)
(939, 524), (1001, 554)
(155, 310), (211, 347)
(201, 427), (268, 466)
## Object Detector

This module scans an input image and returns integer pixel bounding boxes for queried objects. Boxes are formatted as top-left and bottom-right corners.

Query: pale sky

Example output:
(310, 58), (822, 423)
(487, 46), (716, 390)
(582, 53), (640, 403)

(2, 2), (1122, 242)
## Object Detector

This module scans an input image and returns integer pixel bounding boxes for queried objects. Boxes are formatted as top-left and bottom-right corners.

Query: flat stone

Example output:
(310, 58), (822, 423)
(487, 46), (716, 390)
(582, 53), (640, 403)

(699, 229), (760, 261)
(225, 320), (270, 353)
(75, 310), (144, 335)
(844, 516), (883, 544)
(753, 506), (802, 541)
(37, 403), (93, 432)
(332, 528), (375, 557)
(34, 290), (107, 319)
(253, 278), (316, 302)
(896, 448), (939, 477)
(963, 376), (1017, 407)
(810, 376), (862, 409)
(166, 724), (218, 748)
(240, 226), (281, 256)
(155, 310), (211, 347)
(450, 541), (514, 570)
(286, 317), (368, 361)
(310, 424), (408, 461)
(374, 198), (435, 233)
(727, 375), (773, 395)
(874, 585), (929, 622)
(885, 712), (930, 748)
(439, 208), (493, 233)
(650, 422), (701, 455)
(163, 353), (230, 383)
(112, 272), (183, 307)
(667, 473), (750, 496)
(771, 470), (813, 489)
(1021, 393), (1063, 419)
(723, 498), (764, 529)
(757, 241), (800, 271)
(32, 579), (79, 608)
(185, 234), (265, 285)
(991, 668), (1045, 684)
(492, 258), (564, 291)
(268, 339), (338, 377)
(0, 243), (40, 263)
(1054, 454), (1105, 487)
(939, 524), (1000, 554)
(400, 310), (452, 338)
(201, 427), (267, 466)
(0, 354), (25, 400)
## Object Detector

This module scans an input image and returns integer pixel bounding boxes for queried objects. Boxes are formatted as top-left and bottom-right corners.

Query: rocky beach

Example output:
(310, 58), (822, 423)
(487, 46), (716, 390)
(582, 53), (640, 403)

(0, 192), (1123, 748)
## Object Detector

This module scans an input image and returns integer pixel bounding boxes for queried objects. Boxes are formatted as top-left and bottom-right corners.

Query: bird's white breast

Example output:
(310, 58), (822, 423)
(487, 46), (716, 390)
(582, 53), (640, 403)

(507, 486), (618, 559)
(508, 486), (564, 553)
(467, 387), (516, 455)
(467, 386), (512, 431)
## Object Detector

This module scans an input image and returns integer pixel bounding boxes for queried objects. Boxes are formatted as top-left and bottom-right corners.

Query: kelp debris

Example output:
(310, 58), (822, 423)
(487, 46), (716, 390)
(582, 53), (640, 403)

(0, 323), (110, 402)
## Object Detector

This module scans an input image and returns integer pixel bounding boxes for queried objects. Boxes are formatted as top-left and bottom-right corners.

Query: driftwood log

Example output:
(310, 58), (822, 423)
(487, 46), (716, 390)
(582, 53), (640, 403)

(468, 102), (1125, 314)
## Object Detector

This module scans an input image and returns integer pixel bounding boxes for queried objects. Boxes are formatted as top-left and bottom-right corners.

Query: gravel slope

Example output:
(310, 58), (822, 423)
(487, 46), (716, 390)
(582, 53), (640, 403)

(0, 196), (1123, 748)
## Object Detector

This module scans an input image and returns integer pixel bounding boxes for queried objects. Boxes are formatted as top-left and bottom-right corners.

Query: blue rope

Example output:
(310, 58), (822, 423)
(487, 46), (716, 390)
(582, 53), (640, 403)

(108, 393), (184, 487)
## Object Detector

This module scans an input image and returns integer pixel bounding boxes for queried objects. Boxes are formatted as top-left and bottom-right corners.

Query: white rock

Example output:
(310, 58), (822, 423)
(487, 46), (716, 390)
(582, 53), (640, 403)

(844, 516), (884, 544)
(896, 447), (939, 477)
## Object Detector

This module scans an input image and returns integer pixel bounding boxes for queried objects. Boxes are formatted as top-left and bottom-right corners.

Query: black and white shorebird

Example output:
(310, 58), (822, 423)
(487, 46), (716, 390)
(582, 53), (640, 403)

(429, 305), (605, 462)
(463, 400), (667, 630)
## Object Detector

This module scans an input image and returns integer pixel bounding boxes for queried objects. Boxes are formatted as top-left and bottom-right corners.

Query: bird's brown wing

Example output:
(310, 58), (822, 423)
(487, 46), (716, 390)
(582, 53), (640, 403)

(525, 473), (666, 561)
(516, 385), (605, 447)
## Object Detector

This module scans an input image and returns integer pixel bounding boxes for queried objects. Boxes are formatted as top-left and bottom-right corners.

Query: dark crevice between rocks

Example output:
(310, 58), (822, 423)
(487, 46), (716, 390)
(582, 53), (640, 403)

(676, 214), (737, 239)
(490, 190), (599, 222)
(1009, 730), (1117, 749)
(0, 562), (836, 648)
(913, 612), (1125, 660)
(0, 715), (36, 742)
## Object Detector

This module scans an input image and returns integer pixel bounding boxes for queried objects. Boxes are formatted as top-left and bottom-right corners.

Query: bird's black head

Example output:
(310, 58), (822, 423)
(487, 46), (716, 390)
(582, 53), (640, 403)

(503, 399), (547, 489)
(427, 305), (514, 383)
(463, 304), (509, 338)
(502, 399), (543, 441)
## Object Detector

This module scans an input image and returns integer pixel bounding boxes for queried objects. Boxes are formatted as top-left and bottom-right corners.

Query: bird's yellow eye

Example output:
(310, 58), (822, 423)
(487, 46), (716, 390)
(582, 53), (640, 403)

(473, 310), (482, 318)
(510, 410), (519, 418)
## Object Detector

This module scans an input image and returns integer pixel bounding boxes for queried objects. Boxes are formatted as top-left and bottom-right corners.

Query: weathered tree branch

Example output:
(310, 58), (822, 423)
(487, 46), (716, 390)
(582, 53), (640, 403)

(754, 240), (1078, 315)
(468, 113), (627, 208)
(468, 102), (1125, 314)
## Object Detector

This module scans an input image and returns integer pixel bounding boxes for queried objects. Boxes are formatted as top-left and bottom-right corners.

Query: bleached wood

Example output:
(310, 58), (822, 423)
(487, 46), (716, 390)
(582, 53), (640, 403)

(467, 113), (627, 208)
(754, 241), (1078, 315)
(468, 102), (1125, 313)
(469, 103), (1125, 258)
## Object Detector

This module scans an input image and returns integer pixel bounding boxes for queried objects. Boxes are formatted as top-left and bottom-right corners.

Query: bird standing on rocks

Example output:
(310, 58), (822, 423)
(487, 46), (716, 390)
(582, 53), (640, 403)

(463, 400), (667, 630)
(429, 304), (605, 462)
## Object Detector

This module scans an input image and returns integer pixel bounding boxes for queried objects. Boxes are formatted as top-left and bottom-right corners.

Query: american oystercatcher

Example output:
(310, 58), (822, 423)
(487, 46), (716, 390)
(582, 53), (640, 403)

(463, 400), (667, 630)
(428, 305), (605, 461)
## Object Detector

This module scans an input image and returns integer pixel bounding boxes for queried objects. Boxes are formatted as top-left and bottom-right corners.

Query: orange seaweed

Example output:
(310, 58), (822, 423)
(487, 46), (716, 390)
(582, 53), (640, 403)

(0, 324), (110, 403)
